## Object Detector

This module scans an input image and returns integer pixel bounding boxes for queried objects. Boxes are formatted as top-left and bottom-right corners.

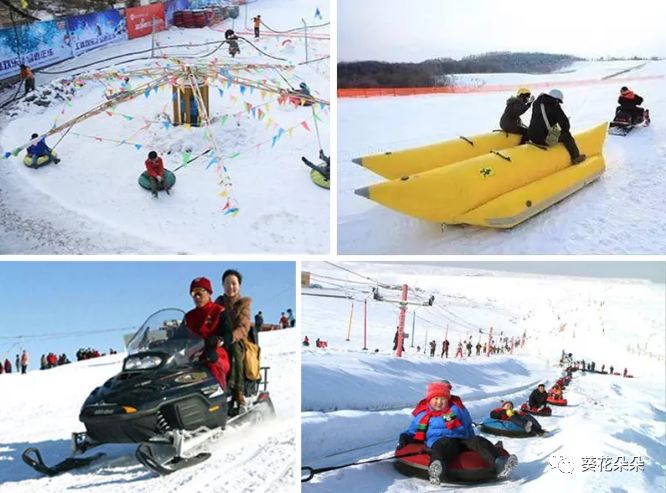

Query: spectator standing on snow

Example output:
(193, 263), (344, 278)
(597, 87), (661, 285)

(429, 340), (436, 358)
(4, 359), (11, 373)
(279, 312), (289, 329)
(455, 342), (464, 359)
(20, 350), (29, 374)
(466, 340), (473, 357)
(475, 341), (482, 356)
(254, 311), (263, 344)
(287, 308), (295, 327)
(253, 15), (261, 39)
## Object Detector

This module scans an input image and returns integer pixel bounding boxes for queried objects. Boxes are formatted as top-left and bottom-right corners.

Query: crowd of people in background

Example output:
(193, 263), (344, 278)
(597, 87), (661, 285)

(0, 350), (29, 375)
(413, 332), (524, 359)
(560, 350), (631, 377)
(40, 352), (70, 369)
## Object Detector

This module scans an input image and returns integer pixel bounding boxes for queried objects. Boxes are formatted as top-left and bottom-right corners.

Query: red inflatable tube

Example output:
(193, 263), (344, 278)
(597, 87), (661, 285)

(394, 442), (509, 483)
(520, 403), (552, 416)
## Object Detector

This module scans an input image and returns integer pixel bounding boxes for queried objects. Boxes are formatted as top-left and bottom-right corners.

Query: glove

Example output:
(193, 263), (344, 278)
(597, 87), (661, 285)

(529, 95), (535, 103)
(156, 176), (162, 182)
(204, 336), (220, 362)
(506, 409), (514, 417)
(397, 433), (412, 450)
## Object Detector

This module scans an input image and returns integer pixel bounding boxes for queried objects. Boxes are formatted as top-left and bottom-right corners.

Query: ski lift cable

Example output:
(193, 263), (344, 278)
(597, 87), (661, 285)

(323, 262), (382, 285)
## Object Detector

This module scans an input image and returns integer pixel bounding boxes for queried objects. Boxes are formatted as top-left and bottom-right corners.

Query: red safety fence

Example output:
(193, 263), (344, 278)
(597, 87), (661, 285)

(337, 74), (665, 98)
(126, 3), (166, 39)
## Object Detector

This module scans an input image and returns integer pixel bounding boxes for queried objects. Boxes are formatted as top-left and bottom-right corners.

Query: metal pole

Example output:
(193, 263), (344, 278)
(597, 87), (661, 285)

(346, 301), (354, 342)
(410, 310), (415, 347)
(396, 284), (408, 357)
(302, 18), (309, 64)
(363, 299), (367, 350)
(151, 16), (156, 57)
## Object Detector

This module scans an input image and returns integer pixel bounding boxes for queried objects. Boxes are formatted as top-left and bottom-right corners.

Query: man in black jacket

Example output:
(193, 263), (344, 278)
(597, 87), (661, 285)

(617, 86), (647, 123)
(500, 87), (534, 144)
(528, 384), (548, 410)
(527, 89), (586, 165)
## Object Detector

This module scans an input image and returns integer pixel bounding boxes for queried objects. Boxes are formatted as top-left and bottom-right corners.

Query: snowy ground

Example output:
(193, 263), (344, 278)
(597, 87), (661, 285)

(0, 0), (330, 254)
(0, 328), (298, 493)
(338, 60), (666, 254)
(301, 262), (666, 493)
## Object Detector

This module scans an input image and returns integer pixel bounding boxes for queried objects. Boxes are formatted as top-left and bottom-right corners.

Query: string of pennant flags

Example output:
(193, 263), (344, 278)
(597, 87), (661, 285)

(3, 57), (330, 216)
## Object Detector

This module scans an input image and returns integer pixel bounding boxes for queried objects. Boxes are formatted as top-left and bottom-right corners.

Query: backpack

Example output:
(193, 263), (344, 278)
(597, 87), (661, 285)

(243, 339), (261, 381)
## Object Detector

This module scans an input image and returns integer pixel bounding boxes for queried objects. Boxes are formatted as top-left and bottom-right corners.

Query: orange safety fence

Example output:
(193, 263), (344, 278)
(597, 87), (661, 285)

(337, 74), (665, 98)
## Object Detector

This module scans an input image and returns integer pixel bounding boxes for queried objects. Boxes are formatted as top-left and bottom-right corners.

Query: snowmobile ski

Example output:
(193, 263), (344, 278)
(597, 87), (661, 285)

(135, 443), (211, 475)
(22, 447), (105, 477)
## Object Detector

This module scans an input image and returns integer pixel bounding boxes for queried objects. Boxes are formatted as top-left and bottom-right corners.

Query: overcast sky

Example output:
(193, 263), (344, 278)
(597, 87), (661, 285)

(391, 262), (666, 284)
(339, 0), (666, 62)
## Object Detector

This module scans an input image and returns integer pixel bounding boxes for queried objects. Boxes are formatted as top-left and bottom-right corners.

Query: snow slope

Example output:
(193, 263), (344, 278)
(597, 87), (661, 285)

(301, 262), (666, 492)
(0, 328), (298, 493)
(338, 60), (666, 254)
(0, 0), (330, 254)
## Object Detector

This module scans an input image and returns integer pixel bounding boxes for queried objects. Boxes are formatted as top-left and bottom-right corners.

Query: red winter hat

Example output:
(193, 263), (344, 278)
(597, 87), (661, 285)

(426, 381), (452, 402)
(190, 277), (213, 294)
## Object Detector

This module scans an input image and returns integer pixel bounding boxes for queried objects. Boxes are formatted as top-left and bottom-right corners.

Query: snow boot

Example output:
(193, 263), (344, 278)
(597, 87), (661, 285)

(495, 454), (518, 479)
(152, 191), (158, 199)
(571, 154), (586, 165)
(525, 421), (533, 433)
(428, 459), (444, 485)
(165, 187), (171, 196)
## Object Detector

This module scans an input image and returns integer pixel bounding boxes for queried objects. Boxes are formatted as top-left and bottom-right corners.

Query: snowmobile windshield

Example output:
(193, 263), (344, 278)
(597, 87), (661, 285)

(126, 308), (204, 365)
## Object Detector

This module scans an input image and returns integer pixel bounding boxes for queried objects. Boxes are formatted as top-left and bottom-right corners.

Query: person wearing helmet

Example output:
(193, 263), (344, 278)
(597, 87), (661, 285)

(225, 29), (240, 57)
(144, 150), (171, 198)
(617, 86), (648, 124)
(527, 89), (586, 165)
(499, 87), (534, 144)
(298, 82), (311, 96)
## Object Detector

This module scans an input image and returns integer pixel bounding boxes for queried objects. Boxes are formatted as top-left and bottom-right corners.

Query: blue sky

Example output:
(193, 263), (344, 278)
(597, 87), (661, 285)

(339, 0), (666, 62)
(0, 261), (295, 367)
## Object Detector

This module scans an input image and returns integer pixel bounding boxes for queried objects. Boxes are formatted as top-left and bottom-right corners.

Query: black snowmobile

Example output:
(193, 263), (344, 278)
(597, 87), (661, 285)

(609, 107), (651, 136)
(22, 308), (275, 477)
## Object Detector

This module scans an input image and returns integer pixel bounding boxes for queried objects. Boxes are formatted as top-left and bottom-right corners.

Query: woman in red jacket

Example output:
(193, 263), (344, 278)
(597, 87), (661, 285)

(184, 277), (230, 389)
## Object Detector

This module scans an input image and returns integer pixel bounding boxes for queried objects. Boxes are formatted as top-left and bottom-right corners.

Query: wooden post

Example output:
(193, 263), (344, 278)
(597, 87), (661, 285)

(362, 299), (367, 350)
(396, 284), (408, 357)
(346, 301), (354, 341)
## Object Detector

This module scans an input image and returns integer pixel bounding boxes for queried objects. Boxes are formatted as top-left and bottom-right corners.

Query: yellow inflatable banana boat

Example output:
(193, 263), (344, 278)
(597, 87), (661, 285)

(355, 123), (608, 228)
(352, 131), (522, 179)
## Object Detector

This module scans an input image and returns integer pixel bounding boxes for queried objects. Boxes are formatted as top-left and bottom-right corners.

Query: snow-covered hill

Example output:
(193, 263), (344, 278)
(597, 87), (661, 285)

(301, 262), (666, 492)
(338, 60), (666, 254)
(0, 328), (298, 492)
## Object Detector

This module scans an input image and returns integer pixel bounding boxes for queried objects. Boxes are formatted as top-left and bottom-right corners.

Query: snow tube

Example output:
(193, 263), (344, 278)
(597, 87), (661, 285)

(394, 442), (509, 483)
(479, 418), (532, 438)
(23, 150), (57, 168)
(355, 123), (607, 228)
(520, 403), (552, 416)
(353, 131), (522, 180)
(546, 396), (568, 406)
(138, 170), (176, 191)
(310, 169), (329, 189)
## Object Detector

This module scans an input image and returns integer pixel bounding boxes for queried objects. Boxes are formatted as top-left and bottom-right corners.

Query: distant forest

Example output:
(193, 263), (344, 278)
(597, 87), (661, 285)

(338, 52), (584, 88)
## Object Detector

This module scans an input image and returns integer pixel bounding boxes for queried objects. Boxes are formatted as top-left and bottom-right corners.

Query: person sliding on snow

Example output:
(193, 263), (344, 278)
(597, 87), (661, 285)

(27, 133), (60, 166)
(225, 29), (240, 57)
(500, 87), (534, 144)
(491, 401), (544, 435)
(398, 381), (518, 484)
(528, 89), (586, 165)
(144, 151), (171, 198)
(550, 384), (563, 399)
(528, 384), (548, 410)
(617, 86), (648, 124)
(184, 277), (231, 390)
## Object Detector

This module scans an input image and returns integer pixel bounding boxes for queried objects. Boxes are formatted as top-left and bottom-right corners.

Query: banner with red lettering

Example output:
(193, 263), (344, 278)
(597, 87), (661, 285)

(126, 4), (166, 40)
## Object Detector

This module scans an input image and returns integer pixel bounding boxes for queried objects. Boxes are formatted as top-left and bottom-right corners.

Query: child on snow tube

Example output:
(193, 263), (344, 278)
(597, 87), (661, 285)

(398, 380), (518, 485)
(489, 401), (544, 435)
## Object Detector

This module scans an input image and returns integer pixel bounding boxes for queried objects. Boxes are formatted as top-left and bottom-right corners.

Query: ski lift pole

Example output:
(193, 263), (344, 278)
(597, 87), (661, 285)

(346, 301), (354, 342)
(410, 310), (415, 347)
(396, 284), (408, 357)
(363, 298), (368, 350)
(302, 18), (309, 64)
(486, 326), (493, 357)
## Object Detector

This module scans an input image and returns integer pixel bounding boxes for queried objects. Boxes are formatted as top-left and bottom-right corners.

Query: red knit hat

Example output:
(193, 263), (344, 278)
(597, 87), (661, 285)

(190, 277), (213, 294)
(426, 381), (452, 401)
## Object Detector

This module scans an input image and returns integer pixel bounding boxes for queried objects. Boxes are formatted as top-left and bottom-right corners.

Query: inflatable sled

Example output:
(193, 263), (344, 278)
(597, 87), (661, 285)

(310, 169), (330, 189)
(520, 403), (552, 416)
(479, 417), (534, 438)
(354, 123), (608, 228)
(353, 131), (522, 180)
(609, 108), (650, 136)
(23, 150), (58, 168)
(138, 169), (176, 192)
(394, 442), (510, 484)
(546, 396), (568, 406)
(302, 156), (330, 190)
